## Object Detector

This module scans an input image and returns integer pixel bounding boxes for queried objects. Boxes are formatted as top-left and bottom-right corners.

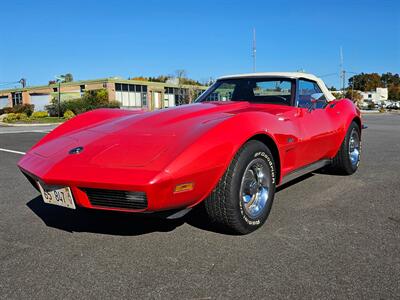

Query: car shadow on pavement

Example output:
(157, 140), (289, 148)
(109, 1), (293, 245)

(26, 173), (321, 236)
(26, 196), (186, 236)
(27, 195), (233, 235)
(276, 173), (314, 192)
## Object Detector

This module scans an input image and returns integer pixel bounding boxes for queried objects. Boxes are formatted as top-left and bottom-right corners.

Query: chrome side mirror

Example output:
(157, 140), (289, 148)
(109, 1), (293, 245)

(307, 93), (326, 112)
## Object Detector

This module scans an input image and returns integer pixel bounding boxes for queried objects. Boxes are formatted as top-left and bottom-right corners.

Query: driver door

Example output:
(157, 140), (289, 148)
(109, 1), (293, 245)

(294, 79), (337, 167)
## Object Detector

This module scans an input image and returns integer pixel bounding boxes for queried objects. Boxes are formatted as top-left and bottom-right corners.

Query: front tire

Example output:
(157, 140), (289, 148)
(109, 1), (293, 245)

(204, 140), (276, 234)
(330, 121), (361, 175)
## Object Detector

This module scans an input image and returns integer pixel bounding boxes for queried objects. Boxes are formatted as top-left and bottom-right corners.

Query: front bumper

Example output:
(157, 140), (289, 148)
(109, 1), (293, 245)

(18, 152), (176, 213)
(18, 151), (221, 213)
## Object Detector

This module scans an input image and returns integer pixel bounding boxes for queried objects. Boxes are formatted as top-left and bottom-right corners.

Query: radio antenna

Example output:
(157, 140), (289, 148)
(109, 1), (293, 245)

(252, 28), (257, 72)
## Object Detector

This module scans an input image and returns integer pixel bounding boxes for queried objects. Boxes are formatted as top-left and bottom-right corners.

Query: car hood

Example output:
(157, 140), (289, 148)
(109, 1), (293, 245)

(31, 102), (255, 168)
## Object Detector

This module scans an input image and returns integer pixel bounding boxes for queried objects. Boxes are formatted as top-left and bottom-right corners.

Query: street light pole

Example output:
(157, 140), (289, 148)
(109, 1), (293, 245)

(55, 75), (65, 119)
(58, 80), (61, 118)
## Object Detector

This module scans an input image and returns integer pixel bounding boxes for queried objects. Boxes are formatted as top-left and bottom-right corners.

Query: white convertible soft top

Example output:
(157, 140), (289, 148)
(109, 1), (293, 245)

(218, 72), (335, 101)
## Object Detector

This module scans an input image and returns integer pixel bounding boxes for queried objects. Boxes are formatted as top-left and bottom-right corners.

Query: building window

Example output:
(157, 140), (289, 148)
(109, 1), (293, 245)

(53, 87), (58, 92)
(115, 83), (148, 107)
(80, 85), (86, 93)
(164, 87), (189, 106)
(11, 92), (23, 106)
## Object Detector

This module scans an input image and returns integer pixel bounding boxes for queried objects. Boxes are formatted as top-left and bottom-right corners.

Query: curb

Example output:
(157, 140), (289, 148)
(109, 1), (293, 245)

(0, 121), (63, 127)
(361, 111), (400, 115)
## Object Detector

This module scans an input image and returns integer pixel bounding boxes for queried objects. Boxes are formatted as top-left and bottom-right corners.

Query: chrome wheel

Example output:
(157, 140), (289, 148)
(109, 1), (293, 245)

(239, 158), (271, 218)
(349, 128), (360, 167)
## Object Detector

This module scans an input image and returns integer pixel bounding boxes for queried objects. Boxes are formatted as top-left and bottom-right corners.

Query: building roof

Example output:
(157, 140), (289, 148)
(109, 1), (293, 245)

(218, 72), (335, 101)
(0, 77), (207, 95)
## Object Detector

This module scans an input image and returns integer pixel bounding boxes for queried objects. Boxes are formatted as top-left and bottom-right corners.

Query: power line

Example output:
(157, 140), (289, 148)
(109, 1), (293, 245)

(0, 81), (20, 86)
(318, 73), (338, 78)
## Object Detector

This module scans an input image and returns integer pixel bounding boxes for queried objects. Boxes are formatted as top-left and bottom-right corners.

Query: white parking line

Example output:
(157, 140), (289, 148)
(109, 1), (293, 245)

(0, 148), (26, 155)
(0, 130), (50, 134)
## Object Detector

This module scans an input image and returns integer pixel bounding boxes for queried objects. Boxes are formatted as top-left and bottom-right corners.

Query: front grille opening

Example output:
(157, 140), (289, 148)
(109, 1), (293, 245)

(82, 188), (147, 210)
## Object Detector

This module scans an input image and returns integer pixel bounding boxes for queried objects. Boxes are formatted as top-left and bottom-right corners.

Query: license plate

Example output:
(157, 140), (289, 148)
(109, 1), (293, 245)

(38, 182), (76, 209)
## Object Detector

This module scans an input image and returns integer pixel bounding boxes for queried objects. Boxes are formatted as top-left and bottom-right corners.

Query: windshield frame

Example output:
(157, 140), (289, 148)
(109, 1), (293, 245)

(195, 76), (297, 106)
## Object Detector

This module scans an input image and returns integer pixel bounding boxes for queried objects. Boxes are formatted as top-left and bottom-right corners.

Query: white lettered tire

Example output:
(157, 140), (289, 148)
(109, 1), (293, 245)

(204, 140), (276, 234)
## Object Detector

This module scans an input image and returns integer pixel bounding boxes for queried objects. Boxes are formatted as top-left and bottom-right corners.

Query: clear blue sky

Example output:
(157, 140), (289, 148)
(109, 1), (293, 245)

(1, 0), (399, 89)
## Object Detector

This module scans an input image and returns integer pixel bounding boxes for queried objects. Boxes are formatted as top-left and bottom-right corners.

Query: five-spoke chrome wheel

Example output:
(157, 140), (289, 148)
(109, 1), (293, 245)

(239, 158), (271, 218)
(348, 128), (360, 167)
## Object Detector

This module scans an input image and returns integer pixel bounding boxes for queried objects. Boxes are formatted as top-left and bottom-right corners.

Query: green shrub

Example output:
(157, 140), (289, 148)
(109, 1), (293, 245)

(63, 98), (86, 115)
(4, 113), (29, 123)
(31, 111), (49, 119)
(18, 113), (29, 121)
(12, 104), (35, 116)
(46, 89), (120, 117)
(3, 113), (17, 122)
(0, 107), (13, 115)
(63, 110), (75, 120)
(107, 100), (121, 108)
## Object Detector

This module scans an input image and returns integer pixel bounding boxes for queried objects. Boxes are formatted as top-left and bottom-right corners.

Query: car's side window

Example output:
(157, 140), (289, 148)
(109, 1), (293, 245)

(297, 80), (327, 109)
(203, 82), (236, 101)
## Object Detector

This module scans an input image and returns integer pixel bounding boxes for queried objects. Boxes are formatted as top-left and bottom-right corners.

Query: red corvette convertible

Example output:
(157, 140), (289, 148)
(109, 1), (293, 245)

(18, 72), (363, 234)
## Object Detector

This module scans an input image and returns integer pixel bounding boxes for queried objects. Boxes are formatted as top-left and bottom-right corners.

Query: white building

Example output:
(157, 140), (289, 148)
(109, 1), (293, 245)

(360, 87), (388, 103)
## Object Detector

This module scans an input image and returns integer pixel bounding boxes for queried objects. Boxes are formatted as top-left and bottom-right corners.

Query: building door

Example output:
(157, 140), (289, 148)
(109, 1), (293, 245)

(153, 92), (161, 109)
(30, 94), (50, 111)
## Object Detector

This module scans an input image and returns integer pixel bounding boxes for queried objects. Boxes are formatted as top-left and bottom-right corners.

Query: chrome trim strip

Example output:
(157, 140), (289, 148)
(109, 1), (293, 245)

(278, 159), (331, 186)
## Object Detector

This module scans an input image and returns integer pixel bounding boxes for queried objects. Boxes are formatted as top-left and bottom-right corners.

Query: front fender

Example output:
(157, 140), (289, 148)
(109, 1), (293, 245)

(162, 111), (286, 209)
(330, 99), (362, 157)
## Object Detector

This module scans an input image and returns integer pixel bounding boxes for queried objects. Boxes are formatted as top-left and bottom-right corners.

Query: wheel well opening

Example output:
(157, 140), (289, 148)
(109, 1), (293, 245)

(352, 116), (362, 135)
(249, 134), (281, 184)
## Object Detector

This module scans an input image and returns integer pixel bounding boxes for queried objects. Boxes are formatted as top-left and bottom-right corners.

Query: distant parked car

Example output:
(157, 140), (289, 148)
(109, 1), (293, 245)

(18, 72), (364, 234)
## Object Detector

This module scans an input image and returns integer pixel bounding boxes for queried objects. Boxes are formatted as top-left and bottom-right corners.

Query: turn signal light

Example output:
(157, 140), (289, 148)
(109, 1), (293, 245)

(174, 182), (194, 193)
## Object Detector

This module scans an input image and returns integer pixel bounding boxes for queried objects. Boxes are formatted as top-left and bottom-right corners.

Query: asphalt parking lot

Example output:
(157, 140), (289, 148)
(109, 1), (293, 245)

(0, 114), (399, 299)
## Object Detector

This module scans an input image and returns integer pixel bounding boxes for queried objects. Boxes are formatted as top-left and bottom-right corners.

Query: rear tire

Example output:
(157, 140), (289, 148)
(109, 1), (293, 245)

(204, 140), (276, 234)
(330, 121), (361, 175)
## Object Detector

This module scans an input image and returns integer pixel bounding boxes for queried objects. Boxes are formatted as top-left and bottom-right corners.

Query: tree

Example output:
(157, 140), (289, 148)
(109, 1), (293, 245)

(348, 73), (382, 91)
(347, 72), (400, 101)
(130, 76), (148, 81)
(389, 85), (400, 100)
(63, 73), (74, 82)
(331, 91), (342, 99)
(381, 72), (400, 100)
(381, 72), (400, 87)
(175, 69), (187, 85)
(344, 89), (363, 107)
(348, 73), (376, 91)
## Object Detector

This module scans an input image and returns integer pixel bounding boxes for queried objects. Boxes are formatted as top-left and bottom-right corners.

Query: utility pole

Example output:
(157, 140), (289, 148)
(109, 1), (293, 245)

(252, 28), (256, 72)
(340, 47), (345, 96)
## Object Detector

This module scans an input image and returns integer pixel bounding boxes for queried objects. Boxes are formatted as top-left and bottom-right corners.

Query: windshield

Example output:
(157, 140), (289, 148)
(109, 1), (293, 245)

(196, 77), (294, 105)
